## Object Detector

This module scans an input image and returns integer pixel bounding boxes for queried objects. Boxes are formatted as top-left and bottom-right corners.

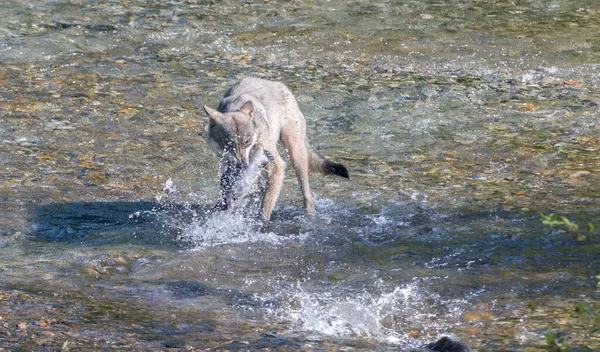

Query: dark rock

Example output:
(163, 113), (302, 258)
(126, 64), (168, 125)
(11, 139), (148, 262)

(166, 280), (210, 297)
(164, 339), (186, 348)
(427, 336), (472, 352)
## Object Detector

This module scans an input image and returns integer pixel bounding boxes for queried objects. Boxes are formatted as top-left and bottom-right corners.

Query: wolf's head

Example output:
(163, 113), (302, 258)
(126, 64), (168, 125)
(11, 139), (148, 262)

(202, 101), (257, 167)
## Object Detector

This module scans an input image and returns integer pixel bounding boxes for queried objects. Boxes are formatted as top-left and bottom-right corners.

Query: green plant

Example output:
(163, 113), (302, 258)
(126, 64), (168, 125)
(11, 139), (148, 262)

(543, 331), (565, 352)
(575, 303), (600, 336)
(540, 213), (600, 348)
(540, 213), (594, 242)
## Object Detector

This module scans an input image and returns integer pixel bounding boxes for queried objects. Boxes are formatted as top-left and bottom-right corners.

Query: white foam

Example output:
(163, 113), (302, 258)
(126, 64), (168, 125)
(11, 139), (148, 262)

(266, 281), (468, 346)
(152, 177), (307, 250)
(155, 178), (179, 203)
(176, 211), (307, 250)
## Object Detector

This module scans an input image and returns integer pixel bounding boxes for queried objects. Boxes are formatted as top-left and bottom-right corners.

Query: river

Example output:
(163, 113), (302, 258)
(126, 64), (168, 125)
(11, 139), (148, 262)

(1, 0), (599, 350)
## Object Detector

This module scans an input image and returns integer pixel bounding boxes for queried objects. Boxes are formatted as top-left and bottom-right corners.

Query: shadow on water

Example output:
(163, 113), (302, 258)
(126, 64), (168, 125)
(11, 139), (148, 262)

(29, 200), (213, 248)
(27, 197), (556, 255)
(27, 197), (580, 270)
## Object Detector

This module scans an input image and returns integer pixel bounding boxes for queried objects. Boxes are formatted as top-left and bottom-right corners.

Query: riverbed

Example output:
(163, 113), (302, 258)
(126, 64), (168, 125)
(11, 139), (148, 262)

(1, 0), (599, 350)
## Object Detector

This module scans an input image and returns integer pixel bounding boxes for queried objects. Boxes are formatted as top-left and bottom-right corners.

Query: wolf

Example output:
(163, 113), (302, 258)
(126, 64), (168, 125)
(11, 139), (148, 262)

(202, 77), (349, 222)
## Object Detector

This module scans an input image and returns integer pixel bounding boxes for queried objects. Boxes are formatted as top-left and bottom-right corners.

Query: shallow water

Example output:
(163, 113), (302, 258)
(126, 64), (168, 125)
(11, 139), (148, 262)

(1, 0), (599, 350)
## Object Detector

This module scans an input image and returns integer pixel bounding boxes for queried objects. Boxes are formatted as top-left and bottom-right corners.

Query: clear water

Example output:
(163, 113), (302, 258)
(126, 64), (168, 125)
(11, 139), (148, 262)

(1, 0), (599, 350)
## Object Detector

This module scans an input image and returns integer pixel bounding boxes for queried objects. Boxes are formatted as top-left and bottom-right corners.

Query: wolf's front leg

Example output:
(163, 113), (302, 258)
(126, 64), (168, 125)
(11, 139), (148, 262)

(260, 153), (285, 222)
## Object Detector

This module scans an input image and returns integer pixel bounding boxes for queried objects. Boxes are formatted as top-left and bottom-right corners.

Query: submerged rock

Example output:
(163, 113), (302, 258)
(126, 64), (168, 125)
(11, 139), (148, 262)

(427, 336), (472, 352)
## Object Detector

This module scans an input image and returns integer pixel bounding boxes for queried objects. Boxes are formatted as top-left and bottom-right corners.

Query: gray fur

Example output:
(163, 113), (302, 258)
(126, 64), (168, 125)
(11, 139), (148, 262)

(204, 77), (349, 222)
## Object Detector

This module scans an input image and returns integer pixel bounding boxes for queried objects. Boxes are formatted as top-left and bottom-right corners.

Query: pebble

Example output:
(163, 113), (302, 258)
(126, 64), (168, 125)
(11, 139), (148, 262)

(541, 76), (563, 86)
(462, 311), (492, 321)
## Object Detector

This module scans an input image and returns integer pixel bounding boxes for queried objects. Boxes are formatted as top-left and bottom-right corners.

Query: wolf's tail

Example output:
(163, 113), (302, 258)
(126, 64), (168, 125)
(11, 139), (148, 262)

(308, 148), (350, 179)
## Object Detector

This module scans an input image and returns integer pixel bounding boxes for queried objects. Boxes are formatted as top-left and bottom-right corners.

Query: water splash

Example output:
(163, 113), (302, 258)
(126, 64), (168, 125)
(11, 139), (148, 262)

(177, 211), (292, 250)
(155, 178), (179, 203)
(267, 280), (470, 347)
(152, 174), (311, 250)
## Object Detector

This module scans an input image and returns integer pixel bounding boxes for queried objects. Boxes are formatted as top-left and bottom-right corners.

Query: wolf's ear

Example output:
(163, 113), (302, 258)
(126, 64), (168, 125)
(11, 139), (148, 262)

(239, 101), (254, 116)
(203, 105), (222, 126)
(203, 105), (221, 119)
